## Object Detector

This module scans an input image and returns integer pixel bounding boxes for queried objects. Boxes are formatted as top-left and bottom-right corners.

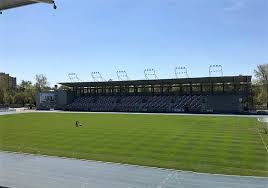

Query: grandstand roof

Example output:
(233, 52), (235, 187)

(60, 76), (252, 88)
(0, 0), (54, 11)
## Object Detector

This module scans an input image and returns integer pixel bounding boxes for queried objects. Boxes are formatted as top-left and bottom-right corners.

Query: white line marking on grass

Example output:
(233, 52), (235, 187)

(257, 118), (268, 153)
(258, 131), (268, 153)
(257, 117), (268, 123)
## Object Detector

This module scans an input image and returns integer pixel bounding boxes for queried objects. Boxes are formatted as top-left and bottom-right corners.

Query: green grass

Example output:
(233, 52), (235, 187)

(0, 113), (267, 177)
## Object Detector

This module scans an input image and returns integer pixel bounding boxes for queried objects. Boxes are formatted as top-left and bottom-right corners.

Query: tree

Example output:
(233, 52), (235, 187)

(19, 80), (36, 106)
(9, 94), (15, 105)
(3, 90), (10, 105)
(254, 64), (268, 108)
(14, 92), (25, 106)
(34, 74), (49, 92)
(0, 76), (9, 104)
(0, 91), (3, 104)
(20, 80), (32, 90)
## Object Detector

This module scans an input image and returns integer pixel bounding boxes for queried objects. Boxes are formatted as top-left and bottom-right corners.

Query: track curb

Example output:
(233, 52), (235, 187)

(1, 150), (267, 179)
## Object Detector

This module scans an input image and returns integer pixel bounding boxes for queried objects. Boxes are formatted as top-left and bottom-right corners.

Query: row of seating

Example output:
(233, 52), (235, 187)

(66, 95), (203, 113)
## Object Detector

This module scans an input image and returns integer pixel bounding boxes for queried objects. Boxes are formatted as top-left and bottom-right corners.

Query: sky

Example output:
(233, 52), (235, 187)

(0, 0), (267, 86)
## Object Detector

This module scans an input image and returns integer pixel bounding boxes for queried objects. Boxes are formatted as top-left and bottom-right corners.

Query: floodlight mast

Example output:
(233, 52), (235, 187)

(144, 68), (158, 80)
(68, 73), (82, 82)
(91, 72), (105, 82)
(209, 65), (223, 77)
(116, 70), (130, 81)
(175, 66), (189, 78)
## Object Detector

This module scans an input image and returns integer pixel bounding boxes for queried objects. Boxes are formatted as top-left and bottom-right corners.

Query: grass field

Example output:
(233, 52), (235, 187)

(0, 112), (267, 177)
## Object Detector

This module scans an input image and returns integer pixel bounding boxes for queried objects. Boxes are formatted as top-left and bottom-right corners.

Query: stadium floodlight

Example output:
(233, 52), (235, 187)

(175, 66), (189, 78)
(0, 0), (57, 14)
(209, 65), (223, 77)
(68, 73), (82, 82)
(144, 68), (158, 80)
(116, 70), (130, 81)
(91, 72), (105, 82)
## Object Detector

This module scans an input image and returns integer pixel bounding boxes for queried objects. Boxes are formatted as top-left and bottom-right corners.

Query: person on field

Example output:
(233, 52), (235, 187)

(75, 121), (79, 127)
(75, 121), (82, 127)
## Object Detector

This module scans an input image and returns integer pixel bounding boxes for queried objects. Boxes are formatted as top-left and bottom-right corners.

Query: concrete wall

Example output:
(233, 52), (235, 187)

(54, 90), (75, 110)
(36, 90), (75, 110)
(36, 92), (56, 110)
(205, 95), (244, 113)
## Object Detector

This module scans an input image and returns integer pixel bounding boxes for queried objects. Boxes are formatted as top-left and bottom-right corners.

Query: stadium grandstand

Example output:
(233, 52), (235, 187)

(37, 74), (252, 114)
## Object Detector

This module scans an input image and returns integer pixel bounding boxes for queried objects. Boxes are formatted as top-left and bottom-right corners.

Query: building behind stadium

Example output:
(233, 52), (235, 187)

(0, 72), (17, 90)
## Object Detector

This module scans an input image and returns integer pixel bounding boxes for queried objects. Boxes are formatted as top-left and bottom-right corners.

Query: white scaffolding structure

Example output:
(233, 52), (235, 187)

(68, 73), (82, 82)
(209, 65), (223, 77)
(91, 72), (105, 82)
(144, 68), (158, 80)
(116, 70), (130, 81)
(175, 66), (189, 78)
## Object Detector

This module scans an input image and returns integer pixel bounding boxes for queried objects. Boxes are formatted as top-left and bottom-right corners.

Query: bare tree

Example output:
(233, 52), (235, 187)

(34, 74), (49, 92)
(254, 64), (268, 108)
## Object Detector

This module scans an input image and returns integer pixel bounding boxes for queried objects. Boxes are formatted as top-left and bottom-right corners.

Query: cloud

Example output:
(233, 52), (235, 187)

(223, 0), (247, 11)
